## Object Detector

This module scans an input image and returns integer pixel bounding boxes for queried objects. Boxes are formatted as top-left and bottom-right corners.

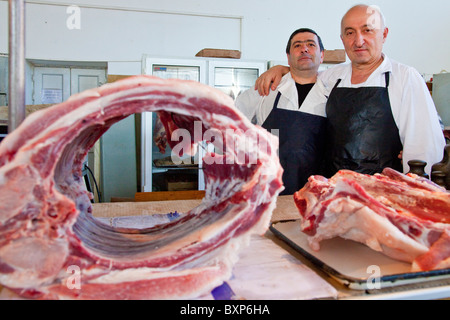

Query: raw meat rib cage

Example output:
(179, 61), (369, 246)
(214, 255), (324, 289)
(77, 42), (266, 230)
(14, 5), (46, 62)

(293, 168), (450, 272)
(0, 75), (284, 299)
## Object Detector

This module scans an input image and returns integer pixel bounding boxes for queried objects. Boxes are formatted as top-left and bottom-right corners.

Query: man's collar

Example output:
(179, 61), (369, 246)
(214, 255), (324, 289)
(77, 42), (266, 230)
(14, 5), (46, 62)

(344, 53), (392, 81)
(378, 53), (393, 73)
(277, 72), (298, 105)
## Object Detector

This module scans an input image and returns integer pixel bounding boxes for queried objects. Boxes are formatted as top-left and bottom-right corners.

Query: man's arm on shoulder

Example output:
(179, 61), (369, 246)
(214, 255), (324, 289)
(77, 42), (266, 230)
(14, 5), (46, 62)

(255, 65), (290, 96)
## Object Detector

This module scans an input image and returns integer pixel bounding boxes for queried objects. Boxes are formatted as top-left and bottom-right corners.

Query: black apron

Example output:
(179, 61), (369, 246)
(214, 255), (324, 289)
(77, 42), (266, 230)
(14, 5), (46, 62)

(262, 92), (326, 195)
(325, 72), (403, 177)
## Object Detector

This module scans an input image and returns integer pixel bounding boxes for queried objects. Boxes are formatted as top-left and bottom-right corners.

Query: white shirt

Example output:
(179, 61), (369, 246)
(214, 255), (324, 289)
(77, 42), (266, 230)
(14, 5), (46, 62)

(235, 72), (326, 126)
(308, 54), (445, 175)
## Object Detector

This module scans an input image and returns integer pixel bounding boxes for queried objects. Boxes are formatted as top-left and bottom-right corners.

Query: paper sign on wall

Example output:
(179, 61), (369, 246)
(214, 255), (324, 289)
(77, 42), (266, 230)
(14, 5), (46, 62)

(41, 89), (63, 104)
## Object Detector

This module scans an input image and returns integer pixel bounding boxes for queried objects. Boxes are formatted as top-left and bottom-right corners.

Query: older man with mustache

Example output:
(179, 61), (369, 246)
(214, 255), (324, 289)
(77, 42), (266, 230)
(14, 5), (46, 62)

(255, 5), (445, 178)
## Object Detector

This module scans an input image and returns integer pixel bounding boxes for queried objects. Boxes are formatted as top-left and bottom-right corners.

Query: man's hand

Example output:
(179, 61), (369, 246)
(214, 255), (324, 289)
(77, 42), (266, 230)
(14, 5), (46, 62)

(255, 65), (290, 96)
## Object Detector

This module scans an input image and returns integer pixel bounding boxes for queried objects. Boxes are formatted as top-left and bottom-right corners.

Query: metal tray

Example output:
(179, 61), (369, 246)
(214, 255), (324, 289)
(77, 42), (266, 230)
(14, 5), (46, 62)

(270, 219), (450, 290)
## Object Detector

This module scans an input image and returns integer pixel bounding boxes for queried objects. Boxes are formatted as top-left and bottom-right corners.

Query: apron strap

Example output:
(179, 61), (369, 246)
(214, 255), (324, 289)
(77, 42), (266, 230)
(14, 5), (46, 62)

(333, 74), (389, 89)
(332, 78), (342, 90)
(273, 92), (282, 109)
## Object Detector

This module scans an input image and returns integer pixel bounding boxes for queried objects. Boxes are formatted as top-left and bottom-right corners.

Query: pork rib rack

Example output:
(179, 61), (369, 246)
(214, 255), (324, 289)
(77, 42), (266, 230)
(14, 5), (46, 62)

(293, 168), (450, 271)
(0, 75), (283, 299)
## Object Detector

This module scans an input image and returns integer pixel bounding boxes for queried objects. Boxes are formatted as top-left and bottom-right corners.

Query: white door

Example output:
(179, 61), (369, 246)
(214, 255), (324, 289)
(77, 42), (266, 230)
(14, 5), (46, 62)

(33, 67), (71, 104)
(33, 67), (107, 104)
(71, 68), (107, 94)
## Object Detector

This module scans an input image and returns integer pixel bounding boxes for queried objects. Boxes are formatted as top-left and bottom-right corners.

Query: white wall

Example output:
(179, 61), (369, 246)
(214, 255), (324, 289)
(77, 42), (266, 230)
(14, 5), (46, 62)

(1, 0), (450, 76)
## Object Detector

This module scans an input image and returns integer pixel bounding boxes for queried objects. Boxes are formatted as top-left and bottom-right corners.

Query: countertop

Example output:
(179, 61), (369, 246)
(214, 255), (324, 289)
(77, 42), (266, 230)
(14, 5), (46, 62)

(1, 195), (449, 300)
(91, 195), (450, 300)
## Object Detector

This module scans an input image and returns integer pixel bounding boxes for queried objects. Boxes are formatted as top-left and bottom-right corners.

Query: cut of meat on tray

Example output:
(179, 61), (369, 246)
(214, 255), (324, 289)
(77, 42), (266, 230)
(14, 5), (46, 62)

(0, 75), (284, 300)
(412, 230), (450, 272)
(293, 168), (450, 271)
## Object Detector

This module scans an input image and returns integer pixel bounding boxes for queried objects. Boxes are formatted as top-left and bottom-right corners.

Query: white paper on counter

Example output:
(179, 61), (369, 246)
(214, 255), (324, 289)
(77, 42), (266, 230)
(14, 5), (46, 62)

(228, 234), (338, 300)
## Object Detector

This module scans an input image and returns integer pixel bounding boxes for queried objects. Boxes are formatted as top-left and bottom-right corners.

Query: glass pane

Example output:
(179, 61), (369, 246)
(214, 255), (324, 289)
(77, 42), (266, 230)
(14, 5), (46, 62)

(153, 65), (200, 81)
(214, 67), (259, 100)
(78, 75), (100, 92)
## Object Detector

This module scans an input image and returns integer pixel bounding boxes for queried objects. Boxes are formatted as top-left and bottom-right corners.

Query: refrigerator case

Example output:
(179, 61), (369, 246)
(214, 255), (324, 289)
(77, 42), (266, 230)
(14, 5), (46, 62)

(141, 56), (266, 193)
(432, 72), (450, 128)
(141, 57), (207, 192)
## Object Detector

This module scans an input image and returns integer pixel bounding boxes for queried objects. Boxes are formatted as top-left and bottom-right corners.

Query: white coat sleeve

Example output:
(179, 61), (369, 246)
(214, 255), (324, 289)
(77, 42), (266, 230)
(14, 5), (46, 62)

(396, 68), (446, 175)
(234, 88), (262, 125)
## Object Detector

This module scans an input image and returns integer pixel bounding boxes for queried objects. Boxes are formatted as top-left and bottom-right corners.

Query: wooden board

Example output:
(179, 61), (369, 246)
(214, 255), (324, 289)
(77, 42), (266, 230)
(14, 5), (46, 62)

(96, 194), (294, 218)
(135, 190), (205, 202)
(323, 49), (346, 63)
(90, 199), (201, 218)
(107, 75), (132, 83)
(0, 104), (54, 122)
(195, 48), (241, 59)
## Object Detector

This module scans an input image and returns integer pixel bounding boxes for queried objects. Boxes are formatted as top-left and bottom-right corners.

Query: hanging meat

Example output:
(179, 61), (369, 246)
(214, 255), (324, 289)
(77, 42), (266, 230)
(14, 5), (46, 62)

(0, 75), (284, 299)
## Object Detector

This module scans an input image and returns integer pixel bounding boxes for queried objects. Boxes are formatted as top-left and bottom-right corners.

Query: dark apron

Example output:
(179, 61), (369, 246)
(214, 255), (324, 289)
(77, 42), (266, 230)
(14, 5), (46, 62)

(262, 92), (326, 195)
(325, 72), (403, 177)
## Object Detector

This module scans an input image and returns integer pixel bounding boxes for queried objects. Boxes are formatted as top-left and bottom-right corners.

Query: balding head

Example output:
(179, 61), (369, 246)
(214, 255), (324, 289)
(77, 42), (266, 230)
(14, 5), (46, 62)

(341, 4), (386, 36)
